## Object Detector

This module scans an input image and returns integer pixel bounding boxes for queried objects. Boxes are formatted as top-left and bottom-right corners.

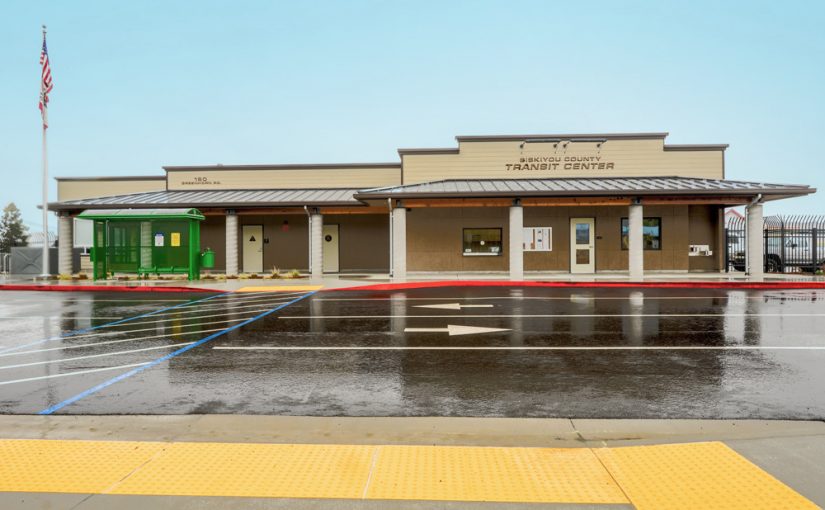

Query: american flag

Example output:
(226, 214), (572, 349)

(39, 32), (53, 129)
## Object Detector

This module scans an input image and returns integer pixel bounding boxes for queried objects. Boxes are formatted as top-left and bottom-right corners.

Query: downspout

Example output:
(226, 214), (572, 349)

(388, 198), (394, 277)
(304, 205), (312, 275)
(745, 194), (763, 275)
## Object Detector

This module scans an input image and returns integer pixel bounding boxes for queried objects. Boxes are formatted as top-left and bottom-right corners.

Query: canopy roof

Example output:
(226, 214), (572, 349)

(76, 208), (205, 221)
(51, 189), (361, 211)
(356, 176), (814, 202)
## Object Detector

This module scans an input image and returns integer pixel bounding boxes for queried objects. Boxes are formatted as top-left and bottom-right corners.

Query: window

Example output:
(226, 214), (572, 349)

(463, 228), (502, 256)
(621, 217), (661, 250)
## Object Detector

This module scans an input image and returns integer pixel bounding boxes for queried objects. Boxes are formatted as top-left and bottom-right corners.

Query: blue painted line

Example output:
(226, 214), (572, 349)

(0, 292), (228, 355)
(38, 291), (316, 415)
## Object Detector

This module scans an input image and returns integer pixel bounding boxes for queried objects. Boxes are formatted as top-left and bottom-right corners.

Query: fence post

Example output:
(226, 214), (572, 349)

(813, 227), (819, 273)
(779, 218), (786, 273)
(724, 228), (729, 272)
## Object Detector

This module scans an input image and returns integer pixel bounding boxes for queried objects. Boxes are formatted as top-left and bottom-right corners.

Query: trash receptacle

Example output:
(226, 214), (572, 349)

(201, 249), (215, 269)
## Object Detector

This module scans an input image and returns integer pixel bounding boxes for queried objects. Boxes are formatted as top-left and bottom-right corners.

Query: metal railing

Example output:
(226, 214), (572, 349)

(726, 215), (825, 273)
(0, 253), (9, 274)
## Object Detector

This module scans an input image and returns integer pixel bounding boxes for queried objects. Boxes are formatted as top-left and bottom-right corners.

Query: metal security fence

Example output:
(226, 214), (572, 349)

(726, 215), (825, 273)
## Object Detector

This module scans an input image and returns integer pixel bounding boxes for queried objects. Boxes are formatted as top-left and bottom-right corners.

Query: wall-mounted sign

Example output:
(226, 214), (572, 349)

(179, 176), (223, 186)
(505, 156), (615, 172)
(171, 232), (181, 247)
(154, 233), (165, 247)
(523, 227), (552, 252)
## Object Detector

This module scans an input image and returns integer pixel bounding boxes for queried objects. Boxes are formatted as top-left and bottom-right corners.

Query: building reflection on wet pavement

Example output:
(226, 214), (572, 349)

(1, 288), (823, 418)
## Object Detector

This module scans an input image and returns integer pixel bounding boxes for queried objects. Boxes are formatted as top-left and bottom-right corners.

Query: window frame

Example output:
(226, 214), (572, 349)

(620, 217), (662, 251)
(462, 227), (503, 256)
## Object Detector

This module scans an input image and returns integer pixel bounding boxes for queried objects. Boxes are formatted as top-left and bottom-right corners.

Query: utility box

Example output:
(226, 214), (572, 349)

(78, 208), (205, 280)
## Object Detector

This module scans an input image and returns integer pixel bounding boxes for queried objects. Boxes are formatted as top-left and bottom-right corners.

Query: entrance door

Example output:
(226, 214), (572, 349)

(322, 224), (339, 273)
(570, 218), (595, 273)
(242, 225), (263, 273)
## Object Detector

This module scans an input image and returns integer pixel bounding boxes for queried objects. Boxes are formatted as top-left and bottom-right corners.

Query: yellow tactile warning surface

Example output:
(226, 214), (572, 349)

(595, 441), (819, 510)
(109, 443), (375, 499)
(0, 439), (817, 508)
(365, 445), (626, 504)
(235, 285), (322, 293)
(0, 440), (165, 494)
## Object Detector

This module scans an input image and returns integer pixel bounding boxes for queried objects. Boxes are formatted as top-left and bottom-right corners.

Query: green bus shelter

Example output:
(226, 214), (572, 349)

(77, 208), (206, 280)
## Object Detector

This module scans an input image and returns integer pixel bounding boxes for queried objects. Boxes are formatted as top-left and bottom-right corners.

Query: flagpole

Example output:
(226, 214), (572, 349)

(40, 24), (50, 278)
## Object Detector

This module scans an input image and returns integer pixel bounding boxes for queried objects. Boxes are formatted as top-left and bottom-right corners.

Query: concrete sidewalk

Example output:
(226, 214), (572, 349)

(1, 416), (823, 509)
(2, 271), (824, 293)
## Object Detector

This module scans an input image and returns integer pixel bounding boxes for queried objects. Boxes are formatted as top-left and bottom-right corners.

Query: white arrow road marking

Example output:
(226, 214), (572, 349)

(413, 303), (495, 310)
(404, 325), (511, 336)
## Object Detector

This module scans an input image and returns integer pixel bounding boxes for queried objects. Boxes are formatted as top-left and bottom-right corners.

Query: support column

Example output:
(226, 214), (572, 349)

(225, 210), (238, 276)
(392, 202), (407, 280)
(628, 200), (644, 280)
(139, 221), (152, 270)
(57, 212), (73, 275)
(310, 211), (323, 279)
(509, 200), (523, 280)
(747, 201), (764, 279)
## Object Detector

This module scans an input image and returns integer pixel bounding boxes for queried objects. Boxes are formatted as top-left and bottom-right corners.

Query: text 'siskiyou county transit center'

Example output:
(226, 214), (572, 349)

(48, 132), (815, 279)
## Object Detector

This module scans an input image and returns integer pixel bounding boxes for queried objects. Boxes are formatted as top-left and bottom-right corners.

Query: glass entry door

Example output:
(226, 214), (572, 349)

(570, 218), (595, 273)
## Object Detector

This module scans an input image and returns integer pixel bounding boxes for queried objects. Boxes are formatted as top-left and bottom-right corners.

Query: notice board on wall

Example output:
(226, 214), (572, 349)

(523, 227), (552, 251)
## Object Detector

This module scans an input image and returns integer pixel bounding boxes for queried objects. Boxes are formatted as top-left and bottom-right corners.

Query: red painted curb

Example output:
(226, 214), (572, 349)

(327, 280), (825, 292)
(0, 284), (221, 293)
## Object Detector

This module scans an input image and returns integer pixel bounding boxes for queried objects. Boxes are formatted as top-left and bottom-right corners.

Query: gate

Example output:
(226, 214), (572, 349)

(725, 214), (825, 273)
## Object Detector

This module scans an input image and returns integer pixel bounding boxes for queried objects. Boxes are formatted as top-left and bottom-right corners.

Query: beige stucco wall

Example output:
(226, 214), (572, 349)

(57, 179), (166, 201)
(166, 166), (401, 191)
(407, 204), (723, 273)
(402, 139), (723, 184)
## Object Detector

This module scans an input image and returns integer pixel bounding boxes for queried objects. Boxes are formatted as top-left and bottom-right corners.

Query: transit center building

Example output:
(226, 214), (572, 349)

(48, 132), (815, 279)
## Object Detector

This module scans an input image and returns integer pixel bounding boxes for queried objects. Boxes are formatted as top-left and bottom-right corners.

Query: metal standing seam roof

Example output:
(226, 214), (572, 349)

(50, 188), (363, 211)
(76, 208), (206, 221)
(355, 177), (815, 199)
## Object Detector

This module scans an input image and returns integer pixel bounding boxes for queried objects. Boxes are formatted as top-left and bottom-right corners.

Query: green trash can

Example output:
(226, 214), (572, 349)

(201, 249), (215, 269)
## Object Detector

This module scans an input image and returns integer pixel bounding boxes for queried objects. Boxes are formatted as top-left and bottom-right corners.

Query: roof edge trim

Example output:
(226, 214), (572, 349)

(664, 144), (729, 151)
(55, 176), (166, 181)
(455, 132), (670, 142)
(163, 163), (400, 171)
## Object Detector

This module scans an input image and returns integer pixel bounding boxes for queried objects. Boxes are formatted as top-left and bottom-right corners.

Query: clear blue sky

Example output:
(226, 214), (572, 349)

(2, 0), (823, 230)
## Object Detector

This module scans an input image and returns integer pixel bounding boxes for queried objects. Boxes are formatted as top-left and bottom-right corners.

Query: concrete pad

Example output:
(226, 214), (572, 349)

(572, 418), (825, 445)
(0, 415), (580, 447)
(72, 494), (633, 510)
(727, 435), (825, 507)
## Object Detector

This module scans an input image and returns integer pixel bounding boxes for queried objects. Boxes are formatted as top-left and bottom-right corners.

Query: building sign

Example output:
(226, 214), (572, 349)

(523, 227), (552, 252)
(505, 156), (615, 172)
(179, 176), (223, 186)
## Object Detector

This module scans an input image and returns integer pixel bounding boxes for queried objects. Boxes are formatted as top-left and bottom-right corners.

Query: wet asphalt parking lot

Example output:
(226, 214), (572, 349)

(0, 286), (824, 419)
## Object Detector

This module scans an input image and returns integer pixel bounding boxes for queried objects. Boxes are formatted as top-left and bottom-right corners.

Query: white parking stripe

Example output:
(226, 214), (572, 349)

(279, 313), (825, 319)
(313, 295), (825, 302)
(4, 318), (253, 348)
(175, 290), (306, 306)
(0, 299), (188, 303)
(98, 309), (273, 328)
(149, 300), (293, 316)
(214, 345), (825, 351)
(0, 316), (122, 320)
(0, 328), (229, 357)
(0, 342), (195, 370)
(0, 362), (151, 386)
